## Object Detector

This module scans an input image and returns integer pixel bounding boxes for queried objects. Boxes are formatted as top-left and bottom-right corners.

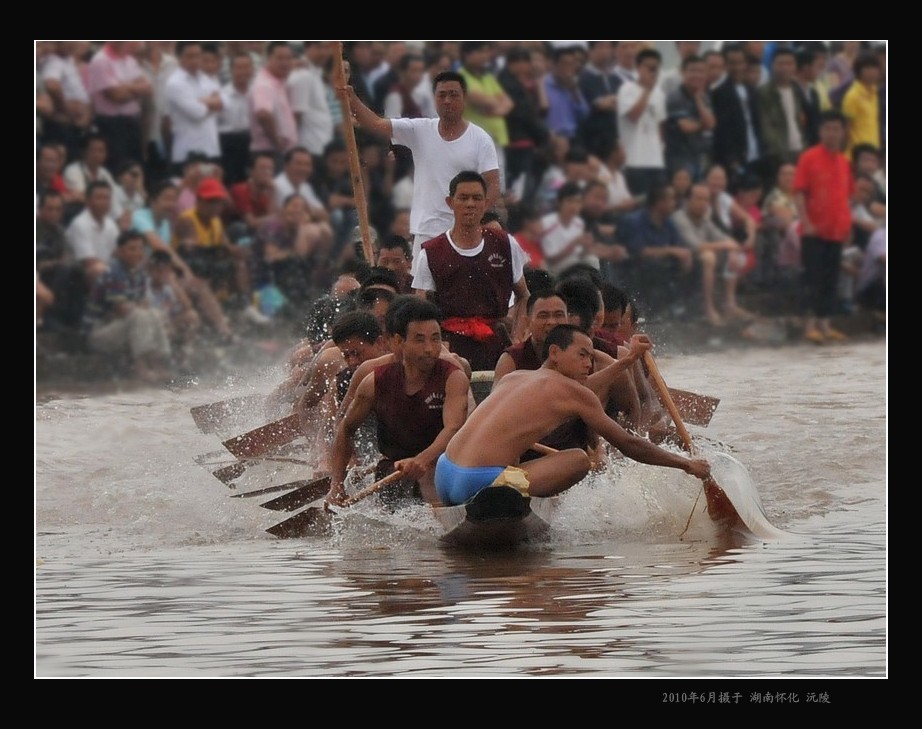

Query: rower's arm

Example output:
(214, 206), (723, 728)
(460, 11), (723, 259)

(483, 168), (501, 215)
(492, 352), (517, 391)
(327, 372), (376, 503)
(585, 335), (652, 400)
(296, 349), (341, 411)
(578, 387), (709, 479)
(336, 355), (389, 422)
(508, 277), (530, 343)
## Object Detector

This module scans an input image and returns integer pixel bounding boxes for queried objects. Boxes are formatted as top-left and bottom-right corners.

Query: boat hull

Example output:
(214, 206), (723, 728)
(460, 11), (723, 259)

(433, 485), (557, 549)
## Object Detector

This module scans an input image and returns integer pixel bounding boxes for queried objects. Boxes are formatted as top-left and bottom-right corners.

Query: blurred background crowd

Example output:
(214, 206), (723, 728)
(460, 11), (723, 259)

(35, 41), (886, 382)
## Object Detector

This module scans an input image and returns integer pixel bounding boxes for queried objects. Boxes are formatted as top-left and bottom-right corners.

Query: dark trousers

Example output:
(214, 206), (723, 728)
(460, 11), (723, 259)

(801, 235), (843, 319)
(624, 167), (668, 199)
(219, 130), (252, 186)
(94, 115), (143, 175)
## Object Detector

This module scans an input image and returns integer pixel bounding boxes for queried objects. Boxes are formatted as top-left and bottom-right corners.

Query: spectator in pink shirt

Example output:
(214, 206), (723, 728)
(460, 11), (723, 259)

(249, 41), (298, 166)
(85, 41), (152, 175)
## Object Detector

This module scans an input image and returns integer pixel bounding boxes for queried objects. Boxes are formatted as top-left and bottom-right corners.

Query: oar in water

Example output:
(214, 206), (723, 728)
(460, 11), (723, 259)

(642, 352), (741, 526)
(665, 387), (720, 427)
(190, 394), (267, 434)
(222, 413), (303, 459)
(211, 455), (313, 485)
(260, 475), (332, 510)
(229, 476), (329, 500)
(266, 471), (404, 539)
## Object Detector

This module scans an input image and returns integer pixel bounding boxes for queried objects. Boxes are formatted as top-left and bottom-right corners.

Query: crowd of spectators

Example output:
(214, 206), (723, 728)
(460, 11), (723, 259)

(36, 41), (887, 379)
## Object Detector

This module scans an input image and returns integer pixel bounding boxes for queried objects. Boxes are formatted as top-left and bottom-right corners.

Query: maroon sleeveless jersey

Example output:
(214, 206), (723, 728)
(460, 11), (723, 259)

(422, 227), (514, 320)
(372, 358), (459, 461)
(504, 336), (542, 370)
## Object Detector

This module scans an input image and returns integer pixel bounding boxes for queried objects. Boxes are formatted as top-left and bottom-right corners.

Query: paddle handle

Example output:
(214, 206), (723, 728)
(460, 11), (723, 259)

(332, 42), (375, 265)
(341, 469), (405, 506)
(643, 353), (694, 454)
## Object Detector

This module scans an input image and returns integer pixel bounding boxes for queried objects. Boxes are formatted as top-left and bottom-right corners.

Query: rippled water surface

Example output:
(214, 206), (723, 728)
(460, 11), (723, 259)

(35, 341), (887, 688)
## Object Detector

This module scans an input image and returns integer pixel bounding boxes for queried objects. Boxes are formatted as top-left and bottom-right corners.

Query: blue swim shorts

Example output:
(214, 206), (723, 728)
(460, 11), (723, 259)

(435, 453), (505, 506)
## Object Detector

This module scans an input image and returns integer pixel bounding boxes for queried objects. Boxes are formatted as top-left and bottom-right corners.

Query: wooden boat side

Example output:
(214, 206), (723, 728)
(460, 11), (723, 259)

(434, 485), (557, 549)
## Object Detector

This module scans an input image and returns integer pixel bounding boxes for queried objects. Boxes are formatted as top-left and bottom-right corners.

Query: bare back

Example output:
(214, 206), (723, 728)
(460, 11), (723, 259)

(445, 368), (598, 467)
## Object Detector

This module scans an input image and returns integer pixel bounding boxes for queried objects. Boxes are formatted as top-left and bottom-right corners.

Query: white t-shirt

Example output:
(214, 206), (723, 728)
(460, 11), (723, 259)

(273, 172), (324, 210)
(412, 230), (528, 294)
(165, 68), (222, 163)
(390, 117), (499, 263)
(66, 208), (119, 263)
(539, 212), (599, 276)
(617, 81), (666, 169)
(287, 67), (333, 157)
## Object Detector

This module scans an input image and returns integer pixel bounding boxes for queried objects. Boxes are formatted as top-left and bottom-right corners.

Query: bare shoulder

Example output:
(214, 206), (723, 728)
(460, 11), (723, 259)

(355, 352), (394, 377)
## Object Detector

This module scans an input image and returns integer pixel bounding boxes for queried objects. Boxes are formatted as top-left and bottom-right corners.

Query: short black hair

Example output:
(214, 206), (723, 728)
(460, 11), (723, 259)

(459, 41), (489, 57)
(85, 180), (112, 197)
(359, 266), (400, 292)
(116, 228), (143, 247)
(542, 323), (586, 361)
(149, 249), (173, 266)
(819, 109), (847, 127)
(646, 183), (673, 208)
(526, 287), (565, 315)
(331, 309), (383, 345)
(771, 47), (796, 64)
(433, 70), (467, 94)
(853, 51), (881, 77)
(175, 41), (202, 56)
(556, 277), (600, 331)
(635, 48), (662, 66)
(449, 170), (486, 197)
(266, 41), (291, 56)
(556, 181), (583, 203)
(150, 179), (178, 199)
(795, 48), (816, 70)
(385, 295), (442, 338)
(283, 145), (312, 165)
(357, 286), (396, 311)
(600, 282), (628, 316)
(377, 234), (411, 258)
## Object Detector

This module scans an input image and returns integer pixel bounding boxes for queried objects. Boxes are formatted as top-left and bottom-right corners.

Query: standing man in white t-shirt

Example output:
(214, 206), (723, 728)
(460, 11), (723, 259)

(165, 42), (224, 174)
(341, 70), (501, 274)
(617, 47), (667, 199)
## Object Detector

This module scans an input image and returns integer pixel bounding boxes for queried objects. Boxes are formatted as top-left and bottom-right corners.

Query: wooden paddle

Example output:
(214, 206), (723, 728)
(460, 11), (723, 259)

(222, 413), (303, 459)
(211, 454), (312, 485)
(190, 394), (266, 434)
(230, 476), (328, 500)
(666, 388), (719, 427)
(266, 470), (404, 538)
(642, 352), (740, 524)
(260, 475), (332, 511)
(332, 41), (375, 264)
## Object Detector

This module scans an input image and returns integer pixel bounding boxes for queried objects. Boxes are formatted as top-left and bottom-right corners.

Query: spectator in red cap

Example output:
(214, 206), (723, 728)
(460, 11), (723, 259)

(175, 177), (269, 326)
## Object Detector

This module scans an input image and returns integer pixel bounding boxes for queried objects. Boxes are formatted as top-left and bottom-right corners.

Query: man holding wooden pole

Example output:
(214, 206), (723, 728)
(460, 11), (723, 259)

(336, 63), (501, 274)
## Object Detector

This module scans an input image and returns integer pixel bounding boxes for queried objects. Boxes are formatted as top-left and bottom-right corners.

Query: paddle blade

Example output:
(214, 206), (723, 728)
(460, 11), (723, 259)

(266, 506), (334, 539)
(261, 476), (332, 511)
(222, 414), (302, 459)
(230, 479), (319, 499)
(190, 394), (266, 434)
(213, 461), (249, 484)
(667, 388), (720, 427)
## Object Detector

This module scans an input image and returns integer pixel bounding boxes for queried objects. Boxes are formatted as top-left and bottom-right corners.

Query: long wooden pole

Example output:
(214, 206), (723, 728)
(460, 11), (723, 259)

(332, 42), (375, 265)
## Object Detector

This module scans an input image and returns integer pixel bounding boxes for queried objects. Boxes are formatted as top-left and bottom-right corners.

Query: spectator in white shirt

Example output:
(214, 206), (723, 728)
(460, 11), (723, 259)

(66, 180), (119, 285)
(217, 50), (254, 185)
(165, 41), (223, 173)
